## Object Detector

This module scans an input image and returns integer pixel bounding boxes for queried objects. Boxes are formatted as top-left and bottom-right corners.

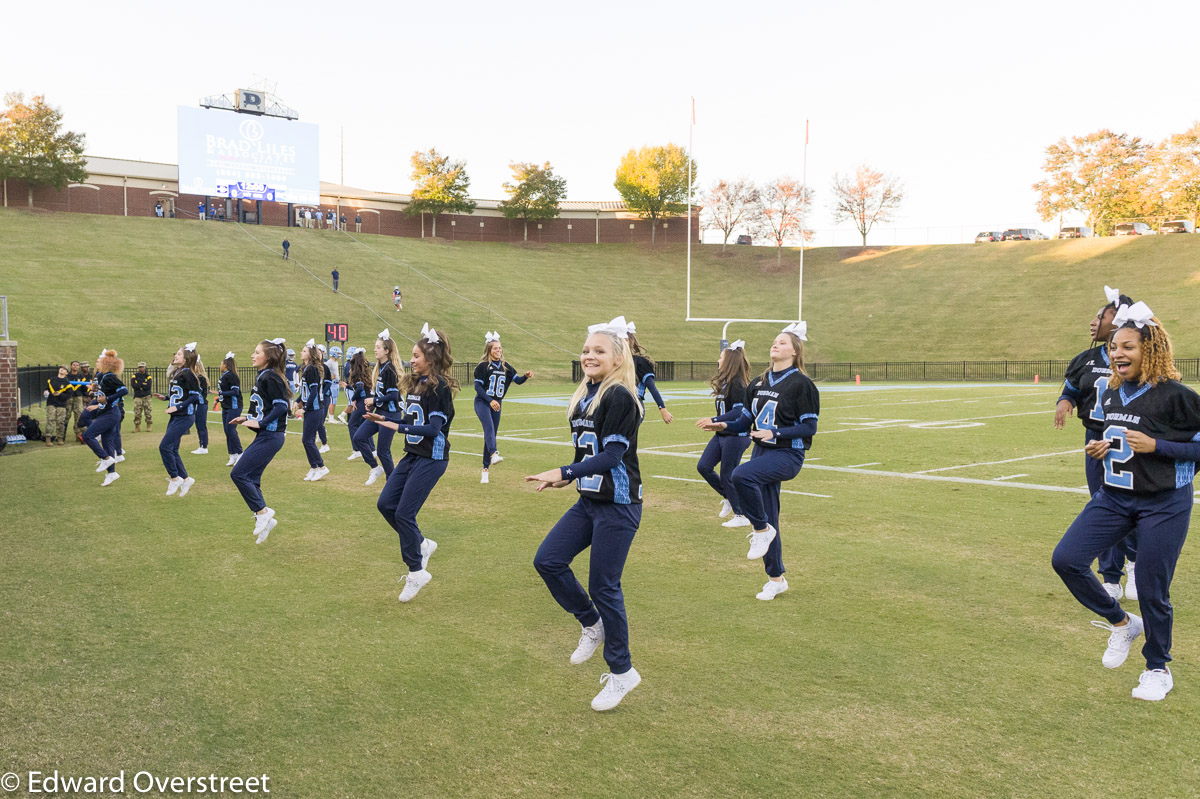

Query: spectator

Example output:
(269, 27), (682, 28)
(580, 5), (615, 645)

(155, 202), (163, 218)
(327, 209), (335, 230)
(355, 213), (362, 233)
(340, 213), (347, 231)
(283, 239), (291, 260)
(44, 365), (71, 445)
(393, 286), (403, 311)
(131, 362), (153, 432)
(331, 268), (339, 292)
(198, 201), (206, 220)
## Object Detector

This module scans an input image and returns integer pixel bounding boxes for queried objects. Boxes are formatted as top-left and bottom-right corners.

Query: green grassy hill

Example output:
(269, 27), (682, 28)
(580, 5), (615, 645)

(5, 208), (1200, 377)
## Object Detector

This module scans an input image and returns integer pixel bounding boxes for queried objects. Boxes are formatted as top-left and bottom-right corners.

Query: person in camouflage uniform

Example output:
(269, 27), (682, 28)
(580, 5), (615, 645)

(64, 361), (87, 442)
(131, 361), (154, 432)
(44, 365), (72, 445)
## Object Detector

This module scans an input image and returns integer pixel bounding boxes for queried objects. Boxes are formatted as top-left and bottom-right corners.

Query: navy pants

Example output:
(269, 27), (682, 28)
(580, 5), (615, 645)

(114, 406), (124, 453)
(731, 446), (805, 578)
(159, 413), (195, 479)
(1052, 485), (1192, 670)
(354, 417), (395, 474)
(376, 453), (448, 571)
(230, 431), (285, 512)
(301, 411), (325, 468)
(195, 405), (209, 448)
(697, 434), (751, 514)
(534, 497), (641, 673)
(82, 410), (120, 472)
(474, 398), (502, 468)
(1085, 430), (1140, 582)
(347, 403), (367, 445)
(318, 408), (327, 446)
(222, 408), (243, 455)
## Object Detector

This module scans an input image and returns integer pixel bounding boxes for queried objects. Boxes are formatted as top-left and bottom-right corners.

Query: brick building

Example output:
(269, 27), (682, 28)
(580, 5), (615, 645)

(0, 157), (699, 245)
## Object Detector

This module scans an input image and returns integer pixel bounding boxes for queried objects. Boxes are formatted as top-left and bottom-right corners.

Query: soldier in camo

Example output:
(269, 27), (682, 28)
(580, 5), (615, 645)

(131, 361), (154, 432)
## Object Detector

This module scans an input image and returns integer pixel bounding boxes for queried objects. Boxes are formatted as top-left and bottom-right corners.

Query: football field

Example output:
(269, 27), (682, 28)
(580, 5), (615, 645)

(3, 380), (1198, 798)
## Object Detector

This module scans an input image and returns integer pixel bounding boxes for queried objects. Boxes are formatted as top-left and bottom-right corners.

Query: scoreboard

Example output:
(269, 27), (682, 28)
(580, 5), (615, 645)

(325, 323), (348, 343)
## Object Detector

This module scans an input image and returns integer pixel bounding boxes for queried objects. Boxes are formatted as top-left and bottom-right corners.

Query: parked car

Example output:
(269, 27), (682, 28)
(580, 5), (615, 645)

(735, 234), (752, 245)
(974, 231), (1004, 242)
(1113, 222), (1154, 236)
(1002, 228), (1047, 241)
(1159, 219), (1195, 234)
(1058, 226), (1094, 239)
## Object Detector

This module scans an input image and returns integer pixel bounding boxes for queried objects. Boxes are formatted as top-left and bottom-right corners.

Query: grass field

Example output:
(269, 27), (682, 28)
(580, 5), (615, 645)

(3, 381), (1199, 798)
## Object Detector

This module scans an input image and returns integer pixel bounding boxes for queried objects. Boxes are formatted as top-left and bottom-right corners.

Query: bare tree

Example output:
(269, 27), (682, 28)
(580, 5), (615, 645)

(701, 178), (757, 251)
(750, 178), (813, 266)
(830, 166), (904, 246)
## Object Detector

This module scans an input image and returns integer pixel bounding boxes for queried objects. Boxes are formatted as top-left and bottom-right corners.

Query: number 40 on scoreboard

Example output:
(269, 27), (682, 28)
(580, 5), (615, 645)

(325, 323), (348, 343)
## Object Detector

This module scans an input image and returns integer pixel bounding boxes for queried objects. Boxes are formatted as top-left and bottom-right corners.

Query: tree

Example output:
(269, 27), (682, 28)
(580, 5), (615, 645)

(406, 148), (475, 237)
(701, 178), (757, 252)
(750, 178), (813, 266)
(613, 143), (697, 243)
(0, 92), (88, 207)
(499, 161), (568, 241)
(829, 165), (904, 246)
(1151, 123), (1200, 226)
(1032, 130), (1147, 236)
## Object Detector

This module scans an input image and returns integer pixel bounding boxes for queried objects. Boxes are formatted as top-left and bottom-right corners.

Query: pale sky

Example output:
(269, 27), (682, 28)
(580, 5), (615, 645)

(5, 0), (1199, 245)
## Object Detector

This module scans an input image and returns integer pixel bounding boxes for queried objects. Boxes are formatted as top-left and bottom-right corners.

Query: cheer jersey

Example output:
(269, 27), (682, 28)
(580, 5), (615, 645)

(743, 368), (820, 450)
(1060, 345), (1112, 433)
(374, 362), (403, 417)
(400, 376), (455, 460)
(714, 378), (748, 438)
(564, 383), (642, 504)
(322, 360), (336, 401)
(92, 372), (128, 415)
(1098, 379), (1200, 494)
(198, 374), (209, 408)
(633, 355), (655, 401)
(167, 367), (203, 417)
(474, 360), (525, 402)
(300, 364), (324, 411)
(247, 369), (291, 434)
(218, 370), (242, 412)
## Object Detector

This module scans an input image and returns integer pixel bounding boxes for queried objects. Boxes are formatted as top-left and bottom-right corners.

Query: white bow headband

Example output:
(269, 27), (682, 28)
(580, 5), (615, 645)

(378, 328), (391, 341)
(420, 323), (440, 344)
(587, 315), (634, 339)
(485, 331), (500, 344)
(726, 339), (746, 351)
(1113, 302), (1158, 330)
(225, 351), (236, 360)
(98, 348), (112, 359)
(270, 338), (286, 349)
(1104, 285), (1121, 306)
(305, 338), (316, 349)
(782, 322), (808, 341)
(184, 342), (197, 352)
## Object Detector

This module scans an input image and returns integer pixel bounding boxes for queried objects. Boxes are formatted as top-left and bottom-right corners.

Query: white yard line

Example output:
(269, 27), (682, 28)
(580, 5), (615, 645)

(822, 409), (1052, 434)
(914, 449), (1080, 474)
(653, 475), (832, 499)
(993, 474), (1029, 481)
(843, 462), (882, 468)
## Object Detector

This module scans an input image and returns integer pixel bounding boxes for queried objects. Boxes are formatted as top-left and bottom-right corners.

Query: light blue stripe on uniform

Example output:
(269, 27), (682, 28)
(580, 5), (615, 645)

(611, 463), (630, 504)
(433, 433), (446, 460)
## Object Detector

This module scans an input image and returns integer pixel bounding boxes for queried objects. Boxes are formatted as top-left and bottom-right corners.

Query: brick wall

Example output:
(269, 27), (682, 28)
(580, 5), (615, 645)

(0, 341), (16, 437)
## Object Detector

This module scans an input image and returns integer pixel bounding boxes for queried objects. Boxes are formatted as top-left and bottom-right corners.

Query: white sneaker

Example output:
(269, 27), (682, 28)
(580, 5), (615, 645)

(114, 454), (126, 463)
(191, 447), (208, 455)
(226, 455), (238, 466)
(718, 499), (733, 519)
(256, 517), (277, 545)
(310, 466), (330, 481)
(1132, 667), (1173, 701)
(1103, 582), (1124, 601)
(253, 508), (276, 537)
(178, 476), (196, 497)
(481, 469), (490, 484)
(420, 538), (438, 570)
(570, 620), (605, 665)
(756, 578), (789, 601)
(490, 452), (504, 465)
(1092, 613), (1144, 669)
(101, 472), (120, 487)
(166, 478), (183, 496)
(96, 457), (115, 473)
(319, 444), (331, 454)
(365, 465), (384, 486)
(337, 412), (349, 424)
(303, 468), (316, 481)
(746, 524), (777, 559)
(591, 667), (641, 711)
(120, 449), (126, 456)
(398, 569), (432, 602)
(722, 515), (751, 528)
(347, 451), (362, 461)
(1126, 561), (1139, 601)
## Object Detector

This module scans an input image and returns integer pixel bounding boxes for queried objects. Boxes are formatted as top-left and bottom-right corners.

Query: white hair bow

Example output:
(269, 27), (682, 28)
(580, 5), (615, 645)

(421, 323), (440, 344)
(627, 320), (637, 334)
(485, 331), (501, 344)
(317, 343), (327, 352)
(587, 315), (633, 339)
(225, 351), (236, 360)
(270, 338), (286, 348)
(184, 342), (197, 352)
(1113, 302), (1158, 329)
(378, 328), (391, 341)
(305, 338), (316, 349)
(782, 322), (808, 341)
(1104, 286), (1121, 306)
(727, 339), (746, 351)
(98, 348), (109, 359)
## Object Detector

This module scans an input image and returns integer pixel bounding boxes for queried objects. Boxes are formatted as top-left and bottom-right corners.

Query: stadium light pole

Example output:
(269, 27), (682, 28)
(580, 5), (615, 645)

(686, 96), (693, 321)
(799, 119), (808, 322)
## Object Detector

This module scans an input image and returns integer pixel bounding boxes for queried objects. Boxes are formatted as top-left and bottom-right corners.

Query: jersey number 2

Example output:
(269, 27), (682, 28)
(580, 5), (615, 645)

(571, 431), (603, 492)
(1103, 426), (1134, 490)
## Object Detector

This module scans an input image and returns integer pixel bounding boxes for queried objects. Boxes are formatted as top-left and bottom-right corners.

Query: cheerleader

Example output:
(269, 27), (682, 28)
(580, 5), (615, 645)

(82, 348), (128, 487)
(229, 339), (292, 544)
(190, 358), (211, 455)
(159, 343), (203, 496)
(296, 339), (330, 481)
(699, 323), (819, 601)
(365, 323), (457, 603)
(527, 320), (645, 711)
(625, 320), (674, 425)
(344, 348), (373, 461)
(694, 340), (752, 527)
(218, 352), (244, 466)
(1055, 286), (1138, 600)
(316, 343), (331, 453)
(1051, 302), (1200, 701)
(474, 331), (533, 484)
(353, 329), (404, 485)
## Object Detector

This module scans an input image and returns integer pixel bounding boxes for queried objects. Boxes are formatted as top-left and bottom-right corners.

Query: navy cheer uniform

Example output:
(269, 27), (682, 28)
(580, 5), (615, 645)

(346, 376), (371, 449)
(160, 367), (202, 479)
(354, 361), (402, 475)
(534, 382), (643, 674)
(1052, 379), (1200, 671)
(377, 376), (455, 572)
(633, 355), (667, 410)
(473, 359), (529, 468)
(716, 367), (820, 577)
(317, 361), (334, 445)
(230, 369), (291, 513)
(1060, 345), (1137, 581)
(194, 373), (210, 449)
(299, 364), (326, 469)
(697, 376), (751, 516)
(82, 371), (128, 472)
(219, 370), (244, 456)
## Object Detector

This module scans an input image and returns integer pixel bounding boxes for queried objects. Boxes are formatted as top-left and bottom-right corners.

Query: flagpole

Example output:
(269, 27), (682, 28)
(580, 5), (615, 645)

(686, 96), (694, 321)
(799, 119), (808, 322)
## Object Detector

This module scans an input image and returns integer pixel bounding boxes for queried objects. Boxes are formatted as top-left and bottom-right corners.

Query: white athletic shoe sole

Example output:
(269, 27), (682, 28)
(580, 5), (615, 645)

(191, 448), (208, 455)
(347, 451), (362, 461)
(256, 518), (277, 545)
(101, 472), (120, 487)
(722, 515), (751, 528)
(311, 467), (330, 481)
(178, 477), (196, 497)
